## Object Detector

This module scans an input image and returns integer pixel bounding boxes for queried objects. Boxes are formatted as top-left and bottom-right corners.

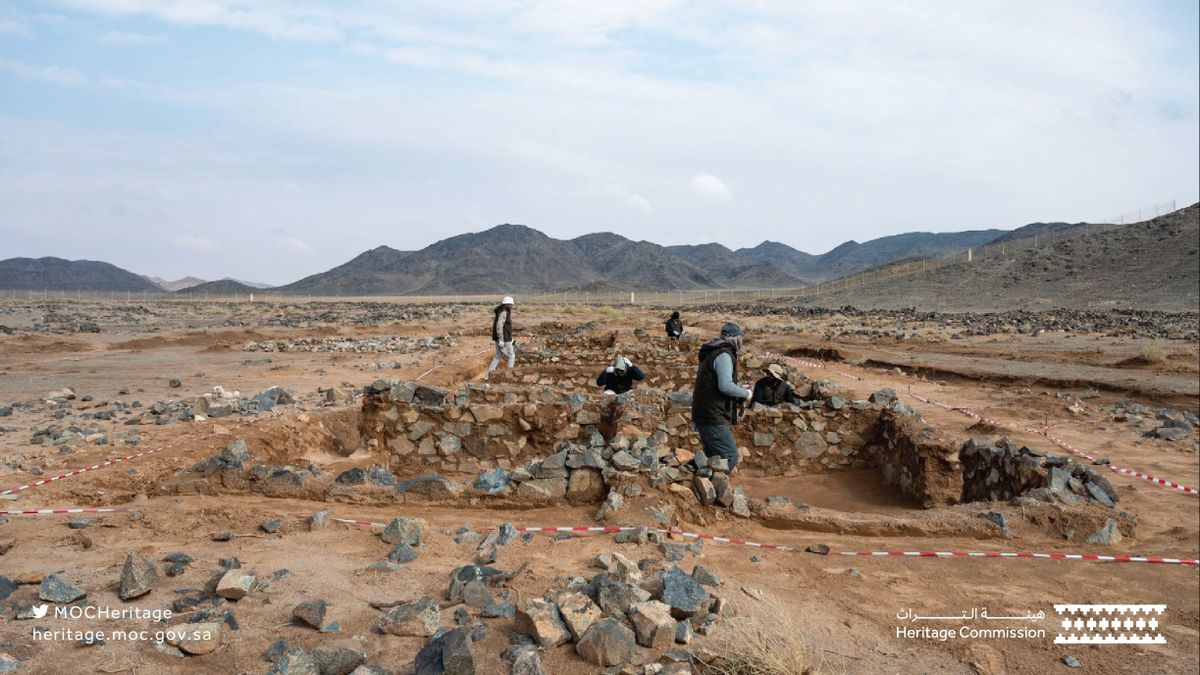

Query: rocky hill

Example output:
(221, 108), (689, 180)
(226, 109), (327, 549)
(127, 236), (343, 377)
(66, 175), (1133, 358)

(988, 221), (1085, 245)
(735, 230), (1008, 283)
(176, 279), (260, 295)
(0, 257), (162, 292)
(799, 204), (1200, 312)
(281, 226), (811, 295)
(143, 275), (207, 291)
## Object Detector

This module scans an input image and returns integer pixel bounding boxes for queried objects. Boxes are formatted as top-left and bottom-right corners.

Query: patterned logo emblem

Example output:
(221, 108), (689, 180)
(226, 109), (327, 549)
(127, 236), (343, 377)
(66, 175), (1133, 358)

(1053, 605), (1166, 644)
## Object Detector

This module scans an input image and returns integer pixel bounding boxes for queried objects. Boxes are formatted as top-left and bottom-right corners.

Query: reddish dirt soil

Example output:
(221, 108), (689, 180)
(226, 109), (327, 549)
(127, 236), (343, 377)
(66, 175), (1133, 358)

(0, 302), (1196, 674)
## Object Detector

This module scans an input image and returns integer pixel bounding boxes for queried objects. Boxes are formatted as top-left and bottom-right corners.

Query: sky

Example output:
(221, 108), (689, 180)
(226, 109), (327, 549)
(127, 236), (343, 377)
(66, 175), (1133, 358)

(1, 1), (1197, 285)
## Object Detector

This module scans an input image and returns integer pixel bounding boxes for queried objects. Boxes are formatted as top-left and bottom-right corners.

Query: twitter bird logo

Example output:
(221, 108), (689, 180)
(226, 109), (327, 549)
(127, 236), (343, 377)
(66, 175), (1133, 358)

(31, 604), (48, 619)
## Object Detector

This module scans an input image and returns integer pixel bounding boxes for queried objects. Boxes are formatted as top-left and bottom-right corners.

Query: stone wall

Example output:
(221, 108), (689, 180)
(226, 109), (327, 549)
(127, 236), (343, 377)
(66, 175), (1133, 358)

(959, 437), (1119, 507)
(357, 378), (883, 479)
(869, 410), (961, 508)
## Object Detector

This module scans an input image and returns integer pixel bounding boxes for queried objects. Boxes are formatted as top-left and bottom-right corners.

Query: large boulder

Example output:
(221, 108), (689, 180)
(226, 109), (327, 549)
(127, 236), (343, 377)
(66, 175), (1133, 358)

(576, 618), (637, 667)
(566, 468), (607, 505)
(630, 600), (676, 649)
(514, 598), (571, 648)
(381, 517), (427, 546)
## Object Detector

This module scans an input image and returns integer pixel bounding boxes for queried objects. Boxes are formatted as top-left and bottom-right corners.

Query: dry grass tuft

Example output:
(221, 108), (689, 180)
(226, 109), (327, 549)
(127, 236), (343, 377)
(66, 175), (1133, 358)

(1137, 344), (1166, 364)
(710, 598), (833, 675)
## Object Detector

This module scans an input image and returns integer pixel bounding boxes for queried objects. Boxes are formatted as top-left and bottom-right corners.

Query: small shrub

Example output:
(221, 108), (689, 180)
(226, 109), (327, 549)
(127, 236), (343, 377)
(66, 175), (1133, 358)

(710, 598), (831, 675)
(1138, 345), (1166, 364)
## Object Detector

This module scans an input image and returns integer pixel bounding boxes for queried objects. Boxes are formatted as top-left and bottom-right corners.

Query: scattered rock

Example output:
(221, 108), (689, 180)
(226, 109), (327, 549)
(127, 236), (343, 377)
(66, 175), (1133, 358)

(630, 600), (676, 649)
(576, 618), (637, 666)
(118, 551), (157, 600)
(381, 517), (426, 547)
(169, 621), (223, 655)
(377, 597), (439, 637)
(1085, 519), (1122, 545)
(292, 600), (328, 630)
(215, 570), (255, 600)
(514, 598), (571, 648)
(39, 573), (86, 603)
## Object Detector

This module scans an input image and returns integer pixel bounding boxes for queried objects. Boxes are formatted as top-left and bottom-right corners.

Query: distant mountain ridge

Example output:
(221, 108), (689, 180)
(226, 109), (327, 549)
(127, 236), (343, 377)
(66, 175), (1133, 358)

(143, 275), (206, 291)
(796, 204), (1200, 312)
(0, 210), (1156, 295)
(0, 257), (161, 292)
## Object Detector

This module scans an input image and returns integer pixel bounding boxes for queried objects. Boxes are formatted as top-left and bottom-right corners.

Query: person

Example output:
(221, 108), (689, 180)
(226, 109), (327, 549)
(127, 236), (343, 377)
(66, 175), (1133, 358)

(665, 311), (684, 340)
(752, 364), (796, 406)
(486, 296), (515, 378)
(690, 322), (752, 472)
(595, 356), (645, 395)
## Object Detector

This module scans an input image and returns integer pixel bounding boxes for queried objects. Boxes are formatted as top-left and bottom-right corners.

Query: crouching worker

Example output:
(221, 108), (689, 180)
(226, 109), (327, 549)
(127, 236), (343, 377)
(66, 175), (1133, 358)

(691, 322), (752, 472)
(752, 364), (796, 406)
(596, 356), (644, 395)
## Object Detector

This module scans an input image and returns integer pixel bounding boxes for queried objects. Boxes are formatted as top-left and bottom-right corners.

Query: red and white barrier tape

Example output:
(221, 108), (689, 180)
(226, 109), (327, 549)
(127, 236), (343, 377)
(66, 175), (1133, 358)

(415, 346), (496, 381)
(0, 507), (129, 516)
(839, 550), (1198, 565)
(782, 355), (862, 381)
(296, 515), (1196, 566)
(910, 394), (1198, 496)
(0, 412), (282, 496)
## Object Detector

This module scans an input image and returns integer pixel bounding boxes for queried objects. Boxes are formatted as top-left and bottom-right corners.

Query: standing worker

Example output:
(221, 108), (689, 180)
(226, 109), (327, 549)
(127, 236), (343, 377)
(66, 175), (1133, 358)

(690, 322), (752, 472)
(665, 311), (684, 340)
(486, 296), (516, 379)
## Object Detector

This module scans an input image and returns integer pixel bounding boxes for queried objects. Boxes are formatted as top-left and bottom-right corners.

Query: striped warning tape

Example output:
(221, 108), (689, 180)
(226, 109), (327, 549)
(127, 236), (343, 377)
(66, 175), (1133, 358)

(0, 411), (284, 496)
(910, 393), (1199, 496)
(415, 347), (494, 381)
(0, 507), (129, 516)
(838, 551), (1198, 565)
(295, 514), (1196, 566)
(780, 355), (862, 381)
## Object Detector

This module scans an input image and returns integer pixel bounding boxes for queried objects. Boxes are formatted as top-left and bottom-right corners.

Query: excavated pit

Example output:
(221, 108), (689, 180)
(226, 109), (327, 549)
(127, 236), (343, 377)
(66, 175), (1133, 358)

(165, 329), (1135, 543)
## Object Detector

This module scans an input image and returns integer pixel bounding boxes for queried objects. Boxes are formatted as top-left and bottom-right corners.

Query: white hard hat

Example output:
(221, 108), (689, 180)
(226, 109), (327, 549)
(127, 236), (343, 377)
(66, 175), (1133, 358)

(501, 296), (514, 305)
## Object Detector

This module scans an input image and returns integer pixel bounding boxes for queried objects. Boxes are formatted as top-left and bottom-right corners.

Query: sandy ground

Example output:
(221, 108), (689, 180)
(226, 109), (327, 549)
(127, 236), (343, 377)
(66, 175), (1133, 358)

(0, 301), (1197, 675)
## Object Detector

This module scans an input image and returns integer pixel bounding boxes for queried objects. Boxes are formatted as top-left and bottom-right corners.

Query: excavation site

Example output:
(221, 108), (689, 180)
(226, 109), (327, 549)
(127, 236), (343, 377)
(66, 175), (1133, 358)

(0, 300), (1196, 674)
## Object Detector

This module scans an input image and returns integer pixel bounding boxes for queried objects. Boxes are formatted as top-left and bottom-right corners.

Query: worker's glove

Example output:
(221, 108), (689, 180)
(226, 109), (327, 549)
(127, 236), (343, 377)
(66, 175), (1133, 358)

(605, 367), (615, 374)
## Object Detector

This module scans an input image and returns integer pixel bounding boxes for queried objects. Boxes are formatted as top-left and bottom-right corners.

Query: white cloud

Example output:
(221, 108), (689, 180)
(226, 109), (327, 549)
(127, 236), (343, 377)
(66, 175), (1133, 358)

(0, 19), (31, 36)
(690, 173), (731, 202)
(593, 182), (653, 213)
(176, 234), (218, 252)
(100, 30), (166, 44)
(277, 235), (311, 253)
(0, 58), (86, 85)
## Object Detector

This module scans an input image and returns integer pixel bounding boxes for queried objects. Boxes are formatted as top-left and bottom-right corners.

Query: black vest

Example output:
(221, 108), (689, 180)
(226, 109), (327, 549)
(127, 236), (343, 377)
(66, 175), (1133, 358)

(491, 306), (512, 341)
(757, 378), (789, 406)
(691, 343), (738, 426)
(602, 370), (637, 394)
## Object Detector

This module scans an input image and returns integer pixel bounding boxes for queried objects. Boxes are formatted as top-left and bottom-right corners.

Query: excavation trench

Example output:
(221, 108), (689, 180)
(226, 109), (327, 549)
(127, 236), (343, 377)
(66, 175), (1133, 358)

(165, 334), (1135, 543)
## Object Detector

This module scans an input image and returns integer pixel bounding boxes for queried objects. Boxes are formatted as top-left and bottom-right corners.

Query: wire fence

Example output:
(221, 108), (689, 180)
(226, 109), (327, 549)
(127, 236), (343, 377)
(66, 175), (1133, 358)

(0, 200), (1179, 308)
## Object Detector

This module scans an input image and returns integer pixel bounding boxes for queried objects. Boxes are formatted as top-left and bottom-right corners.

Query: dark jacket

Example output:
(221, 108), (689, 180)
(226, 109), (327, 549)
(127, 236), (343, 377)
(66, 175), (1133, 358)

(665, 317), (683, 337)
(752, 377), (795, 406)
(491, 305), (512, 342)
(691, 342), (740, 426)
(595, 365), (645, 394)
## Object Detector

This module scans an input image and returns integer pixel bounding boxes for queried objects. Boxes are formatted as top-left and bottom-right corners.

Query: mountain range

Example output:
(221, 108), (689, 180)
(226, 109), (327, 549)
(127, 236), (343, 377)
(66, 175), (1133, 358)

(801, 205), (1199, 312)
(0, 212), (1165, 295)
(276, 223), (1019, 294)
